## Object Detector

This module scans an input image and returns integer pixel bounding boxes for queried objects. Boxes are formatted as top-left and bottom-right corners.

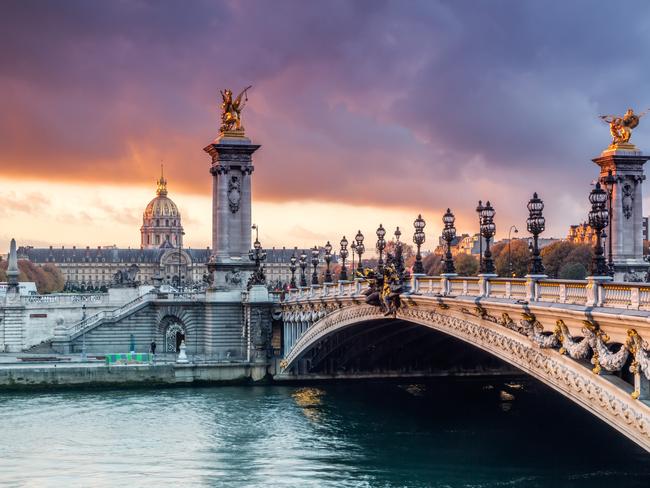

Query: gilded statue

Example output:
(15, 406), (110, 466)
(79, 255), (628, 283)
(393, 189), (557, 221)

(220, 86), (252, 133)
(599, 108), (648, 145)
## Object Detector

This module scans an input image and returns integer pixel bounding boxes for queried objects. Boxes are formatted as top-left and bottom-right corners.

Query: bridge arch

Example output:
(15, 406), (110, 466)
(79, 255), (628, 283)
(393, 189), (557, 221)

(282, 304), (650, 451)
(156, 306), (195, 353)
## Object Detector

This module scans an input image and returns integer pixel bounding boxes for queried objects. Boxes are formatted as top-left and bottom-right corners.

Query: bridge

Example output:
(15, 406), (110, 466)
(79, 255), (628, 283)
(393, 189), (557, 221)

(278, 274), (650, 452)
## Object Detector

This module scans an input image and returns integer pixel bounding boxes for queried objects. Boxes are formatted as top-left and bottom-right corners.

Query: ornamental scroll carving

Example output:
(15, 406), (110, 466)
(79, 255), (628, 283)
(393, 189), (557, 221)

(622, 183), (634, 219)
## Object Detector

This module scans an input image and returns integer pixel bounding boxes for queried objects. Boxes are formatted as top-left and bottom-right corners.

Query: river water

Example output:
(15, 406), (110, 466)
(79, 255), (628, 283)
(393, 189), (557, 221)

(0, 378), (648, 487)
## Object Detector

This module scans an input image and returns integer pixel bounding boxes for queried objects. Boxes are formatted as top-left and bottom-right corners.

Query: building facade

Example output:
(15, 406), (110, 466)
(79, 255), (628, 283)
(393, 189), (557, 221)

(17, 174), (329, 290)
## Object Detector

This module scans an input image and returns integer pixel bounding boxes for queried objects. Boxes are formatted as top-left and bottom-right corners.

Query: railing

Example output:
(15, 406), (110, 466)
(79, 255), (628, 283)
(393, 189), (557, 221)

(157, 292), (205, 301)
(23, 293), (108, 305)
(280, 275), (650, 311)
(66, 293), (154, 336)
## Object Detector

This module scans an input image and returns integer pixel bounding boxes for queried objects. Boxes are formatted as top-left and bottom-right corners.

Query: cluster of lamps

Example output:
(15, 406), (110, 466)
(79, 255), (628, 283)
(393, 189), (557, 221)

(280, 182), (613, 288)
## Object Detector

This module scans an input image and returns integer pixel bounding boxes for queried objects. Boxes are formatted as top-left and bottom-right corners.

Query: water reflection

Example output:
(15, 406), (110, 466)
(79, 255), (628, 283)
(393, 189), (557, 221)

(292, 387), (325, 422)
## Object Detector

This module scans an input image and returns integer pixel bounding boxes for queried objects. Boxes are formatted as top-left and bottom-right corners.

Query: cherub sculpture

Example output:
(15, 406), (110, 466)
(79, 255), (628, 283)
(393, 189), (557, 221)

(599, 108), (647, 145)
(220, 86), (252, 133)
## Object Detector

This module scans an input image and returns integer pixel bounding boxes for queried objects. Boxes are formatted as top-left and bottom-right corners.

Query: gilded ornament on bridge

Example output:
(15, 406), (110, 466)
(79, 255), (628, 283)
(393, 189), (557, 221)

(219, 86), (252, 134)
(599, 108), (648, 147)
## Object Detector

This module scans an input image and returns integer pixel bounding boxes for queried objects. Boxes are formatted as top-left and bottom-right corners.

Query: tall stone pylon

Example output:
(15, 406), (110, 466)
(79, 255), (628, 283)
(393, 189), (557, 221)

(204, 88), (260, 290)
(593, 138), (650, 281)
(6, 238), (19, 291)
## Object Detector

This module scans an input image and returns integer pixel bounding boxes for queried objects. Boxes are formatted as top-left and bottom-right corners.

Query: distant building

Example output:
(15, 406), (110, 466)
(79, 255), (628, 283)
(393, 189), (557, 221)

(643, 217), (649, 241)
(567, 222), (597, 245)
(16, 173), (324, 290)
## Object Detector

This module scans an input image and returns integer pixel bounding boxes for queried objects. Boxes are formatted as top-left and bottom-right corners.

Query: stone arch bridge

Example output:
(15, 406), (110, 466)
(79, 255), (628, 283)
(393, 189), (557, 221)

(279, 275), (650, 452)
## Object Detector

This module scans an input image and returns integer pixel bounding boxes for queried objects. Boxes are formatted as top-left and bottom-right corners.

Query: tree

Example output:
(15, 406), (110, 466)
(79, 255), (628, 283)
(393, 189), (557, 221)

(558, 262), (588, 280)
(422, 254), (443, 275)
(0, 260), (65, 294)
(541, 241), (593, 278)
(455, 253), (479, 276)
(494, 240), (530, 277)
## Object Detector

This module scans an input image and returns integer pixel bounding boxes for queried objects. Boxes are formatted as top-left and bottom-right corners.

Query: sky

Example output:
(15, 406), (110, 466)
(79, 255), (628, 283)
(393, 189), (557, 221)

(1, 0), (650, 253)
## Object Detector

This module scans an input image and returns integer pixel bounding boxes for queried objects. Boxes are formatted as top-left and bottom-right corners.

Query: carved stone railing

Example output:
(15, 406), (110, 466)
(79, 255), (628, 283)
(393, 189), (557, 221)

(23, 293), (108, 305)
(282, 274), (650, 311)
(65, 293), (154, 337)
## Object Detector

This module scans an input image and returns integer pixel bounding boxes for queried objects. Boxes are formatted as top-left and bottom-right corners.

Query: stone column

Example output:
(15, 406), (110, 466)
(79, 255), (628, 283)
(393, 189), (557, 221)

(593, 144), (649, 280)
(204, 132), (260, 290)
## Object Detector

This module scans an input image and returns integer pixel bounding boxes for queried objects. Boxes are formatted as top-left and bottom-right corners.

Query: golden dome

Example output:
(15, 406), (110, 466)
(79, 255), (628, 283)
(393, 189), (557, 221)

(143, 194), (180, 219)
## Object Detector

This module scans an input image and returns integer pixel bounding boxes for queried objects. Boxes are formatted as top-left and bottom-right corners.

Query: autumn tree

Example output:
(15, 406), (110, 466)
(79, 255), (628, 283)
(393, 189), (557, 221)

(422, 254), (443, 275)
(455, 253), (479, 276)
(494, 240), (530, 277)
(541, 241), (593, 279)
(0, 260), (65, 294)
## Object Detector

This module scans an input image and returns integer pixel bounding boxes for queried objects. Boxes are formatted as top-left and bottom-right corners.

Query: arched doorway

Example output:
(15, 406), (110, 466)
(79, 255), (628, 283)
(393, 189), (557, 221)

(165, 322), (186, 353)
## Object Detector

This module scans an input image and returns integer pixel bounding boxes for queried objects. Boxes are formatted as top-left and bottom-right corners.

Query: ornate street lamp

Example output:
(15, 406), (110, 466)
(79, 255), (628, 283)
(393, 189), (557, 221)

(248, 236), (267, 285)
(339, 236), (349, 281)
(299, 250), (308, 287)
(479, 201), (496, 274)
(376, 224), (386, 269)
(476, 200), (485, 270)
(289, 248), (298, 289)
(394, 226), (402, 242)
(588, 182), (609, 276)
(354, 230), (365, 274)
(311, 246), (320, 285)
(413, 214), (426, 274)
(323, 241), (333, 283)
(442, 208), (456, 274)
(507, 225), (519, 277)
(350, 240), (357, 276)
(526, 192), (545, 275)
(602, 170), (616, 276)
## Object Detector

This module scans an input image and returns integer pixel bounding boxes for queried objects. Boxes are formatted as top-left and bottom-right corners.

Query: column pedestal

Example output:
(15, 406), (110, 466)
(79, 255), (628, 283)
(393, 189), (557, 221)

(593, 144), (649, 281)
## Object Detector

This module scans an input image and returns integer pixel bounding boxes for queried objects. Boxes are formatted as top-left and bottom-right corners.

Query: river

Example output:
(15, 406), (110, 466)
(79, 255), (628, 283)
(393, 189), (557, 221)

(0, 378), (648, 487)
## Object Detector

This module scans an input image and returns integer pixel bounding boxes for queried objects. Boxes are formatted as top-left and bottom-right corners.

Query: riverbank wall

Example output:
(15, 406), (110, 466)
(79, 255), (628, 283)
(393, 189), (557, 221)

(0, 362), (270, 389)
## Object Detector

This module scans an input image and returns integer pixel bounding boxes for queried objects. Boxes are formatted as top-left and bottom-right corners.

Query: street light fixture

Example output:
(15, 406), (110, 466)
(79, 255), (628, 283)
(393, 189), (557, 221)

(442, 209), (456, 274)
(527, 192), (546, 275)
(81, 304), (87, 361)
(289, 248), (298, 289)
(324, 241), (333, 283)
(507, 225), (519, 277)
(413, 214), (426, 274)
(354, 230), (365, 274)
(476, 200), (485, 271)
(376, 224), (386, 269)
(248, 234), (267, 286)
(311, 246), (320, 285)
(350, 240), (357, 277)
(588, 182), (609, 276)
(299, 251), (308, 287)
(479, 201), (496, 274)
(602, 170), (616, 276)
(339, 236), (349, 281)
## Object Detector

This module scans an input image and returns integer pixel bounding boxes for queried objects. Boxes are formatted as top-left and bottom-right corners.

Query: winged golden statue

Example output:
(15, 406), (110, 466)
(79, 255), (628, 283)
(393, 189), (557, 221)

(599, 108), (648, 145)
(220, 86), (252, 133)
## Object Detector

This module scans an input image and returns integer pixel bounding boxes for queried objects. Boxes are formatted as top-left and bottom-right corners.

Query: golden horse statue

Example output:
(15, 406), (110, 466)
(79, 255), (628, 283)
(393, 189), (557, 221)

(599, 108), (648, 145)
(220, 86), (252, 133)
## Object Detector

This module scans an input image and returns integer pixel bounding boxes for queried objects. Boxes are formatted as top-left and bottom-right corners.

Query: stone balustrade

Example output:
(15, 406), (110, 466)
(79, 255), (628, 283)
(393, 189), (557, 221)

(283, 275), (650, 311)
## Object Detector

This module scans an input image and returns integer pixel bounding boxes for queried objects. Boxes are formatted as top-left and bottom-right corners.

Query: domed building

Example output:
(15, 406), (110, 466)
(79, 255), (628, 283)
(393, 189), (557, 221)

(141, 169), (184, 249)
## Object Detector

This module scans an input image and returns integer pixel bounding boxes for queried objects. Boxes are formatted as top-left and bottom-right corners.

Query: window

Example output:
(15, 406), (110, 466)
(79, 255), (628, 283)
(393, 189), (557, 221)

(155, 235), (160, 245)
(166, 219), (169, 226)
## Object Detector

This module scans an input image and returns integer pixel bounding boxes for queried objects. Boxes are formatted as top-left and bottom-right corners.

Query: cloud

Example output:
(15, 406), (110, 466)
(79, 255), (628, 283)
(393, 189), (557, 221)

(1, 0), (650, 240)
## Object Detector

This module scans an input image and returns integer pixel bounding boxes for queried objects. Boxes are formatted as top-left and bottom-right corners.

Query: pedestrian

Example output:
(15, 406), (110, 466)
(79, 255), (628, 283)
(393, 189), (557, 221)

(150, 340), (156, 355)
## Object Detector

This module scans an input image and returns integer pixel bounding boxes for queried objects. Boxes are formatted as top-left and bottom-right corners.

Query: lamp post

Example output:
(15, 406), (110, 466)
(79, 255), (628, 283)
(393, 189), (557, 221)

(311, 246), (320, 285)
(526, 192), (546, 275)
(354, 230), (365, 274)
(376, 224), (386, 270)
(323, 241), (333, 283)
(289, 248), (298, 289)
(248, 235), (267, 285)
(602, 170), (616, 276)
(81, 304), (87, 361)
(442, 209), (456, 274)
(588, 182), (610, 276)
(299, 250), (308, 287)
(476, 200), (485, 271)
(413, 214), (426, 274)
(507, 225), (519, 277)
(177, 230), (185, 291)
(339, 236), (349, 281)
(350, 241), (357, 277)
(479, 201), (496, 274)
